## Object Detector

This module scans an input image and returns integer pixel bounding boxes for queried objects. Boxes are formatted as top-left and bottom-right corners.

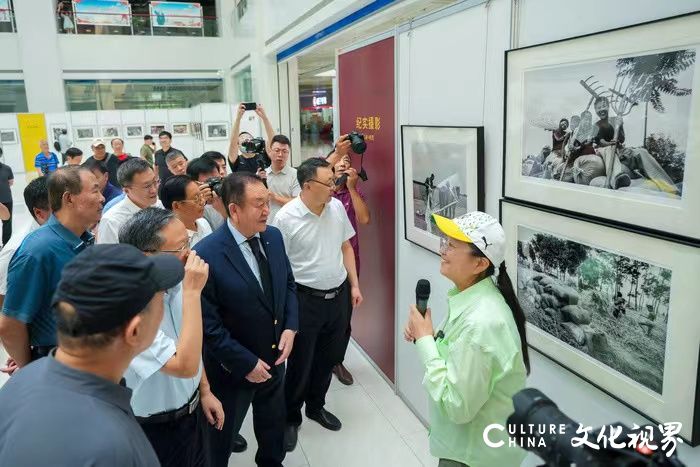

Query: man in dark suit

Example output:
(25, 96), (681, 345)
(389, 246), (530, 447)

(195, 172), (298, 467)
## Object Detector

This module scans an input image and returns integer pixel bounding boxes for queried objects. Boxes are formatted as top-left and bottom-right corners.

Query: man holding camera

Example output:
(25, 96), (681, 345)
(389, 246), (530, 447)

(228, 103), (274, 177)
(265, 135), (300, 224)
(187, 155), (227, 231)
(331, 154), (371, 385)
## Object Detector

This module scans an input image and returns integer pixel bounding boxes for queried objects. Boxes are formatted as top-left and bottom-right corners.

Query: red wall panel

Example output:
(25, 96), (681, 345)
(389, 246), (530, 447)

(338, 37), (396, 381)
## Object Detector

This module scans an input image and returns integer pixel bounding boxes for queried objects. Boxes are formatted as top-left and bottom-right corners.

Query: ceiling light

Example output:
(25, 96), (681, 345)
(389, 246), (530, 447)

(314, 70), (336, 78)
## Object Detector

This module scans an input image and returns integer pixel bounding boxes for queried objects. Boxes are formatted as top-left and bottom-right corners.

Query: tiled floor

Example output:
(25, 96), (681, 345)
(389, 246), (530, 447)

(1, 173), (435, 467)
(230, 343), (432, 467)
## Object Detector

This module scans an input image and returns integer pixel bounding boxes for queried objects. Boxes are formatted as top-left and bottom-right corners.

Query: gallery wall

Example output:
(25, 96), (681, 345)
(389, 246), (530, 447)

(392, 0), (700, 464)
(1, 103), (264, 174)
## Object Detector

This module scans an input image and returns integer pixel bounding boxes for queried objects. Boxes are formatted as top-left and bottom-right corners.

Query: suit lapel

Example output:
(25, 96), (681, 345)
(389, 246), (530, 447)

(221, 228), (273, 313)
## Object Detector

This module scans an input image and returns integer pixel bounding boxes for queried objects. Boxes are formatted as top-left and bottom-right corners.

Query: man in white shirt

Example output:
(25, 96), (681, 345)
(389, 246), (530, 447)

(97, 158), (161, 244)
(120, 207), (224, 467)
(265, 135), (300, 225)
(272, 157), (363, 452)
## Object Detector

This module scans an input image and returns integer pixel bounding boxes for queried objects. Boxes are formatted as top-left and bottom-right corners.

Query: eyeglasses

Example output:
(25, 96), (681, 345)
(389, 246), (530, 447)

(308, 179), (335, 189)
(271, 148), (290, 155)
(439, 237), (484, 258)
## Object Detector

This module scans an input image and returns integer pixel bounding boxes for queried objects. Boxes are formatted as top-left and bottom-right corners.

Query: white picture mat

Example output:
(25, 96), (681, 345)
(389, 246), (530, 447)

(74, 126), (96, 141)
(502, 201), (700, 440)
(0, 129), (17, 143)
(172, 123), (189, 135)
(402, 126), (480, 253)
(123, 125), (144, 138)
(504, 13), (700, 240)
(205, 122), (229, 140)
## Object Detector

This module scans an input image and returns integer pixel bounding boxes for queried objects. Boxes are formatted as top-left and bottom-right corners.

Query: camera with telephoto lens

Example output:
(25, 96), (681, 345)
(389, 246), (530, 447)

(205, 177), (224, 197)
(346, 131), (367, 155)
(241, 137), (266, 155)
(507, 388), (685, 467)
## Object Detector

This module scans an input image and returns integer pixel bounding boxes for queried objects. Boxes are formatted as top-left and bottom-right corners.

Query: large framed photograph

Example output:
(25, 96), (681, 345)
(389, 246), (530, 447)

(205, 123), (229, 140)
(401, 125), (484, 254)
(124, 125), (144, 138)
(504, 13), (700, 242)
(0, 129), (17, 144)
(101, 125), (120, 138)
(172, 123), (189, 136)
(50, 125), (68, 145)
(74, 126), (96, 141)
(150, 124), (167, 135)
(501, 199), (700, 444)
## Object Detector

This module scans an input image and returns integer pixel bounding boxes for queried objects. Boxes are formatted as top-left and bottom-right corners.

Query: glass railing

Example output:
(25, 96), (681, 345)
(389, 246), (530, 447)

(56, 2), (218, 37)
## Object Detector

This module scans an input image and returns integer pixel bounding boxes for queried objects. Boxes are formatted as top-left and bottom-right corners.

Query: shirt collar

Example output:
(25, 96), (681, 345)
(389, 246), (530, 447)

(123, 195), (146, 214)
(46, 351), (134, 415)
(267, 165), (288, 175)
(446, 277), (498, 323)
(46, 215), (95, 252)
(226, 219), (260, 246)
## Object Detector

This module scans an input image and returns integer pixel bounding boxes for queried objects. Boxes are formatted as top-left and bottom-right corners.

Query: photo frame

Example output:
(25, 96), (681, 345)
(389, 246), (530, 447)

(150, 124), (167, 135)
(503, 12), (700, 243)
(205, 123), (229, 140)
(50, 125), (68, 145)
(500, 199), (700, 445)
(124, 125), (144, 138)
(101, 125), (120, 138)
(0, 129), (17, 144)
(74, 126), (96, 141)
(172, 123), (189, 136)
(401, 125), (484, 254)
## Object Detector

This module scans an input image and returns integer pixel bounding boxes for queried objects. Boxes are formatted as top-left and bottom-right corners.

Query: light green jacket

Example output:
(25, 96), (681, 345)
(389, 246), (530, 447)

(416, 277), (527, 467)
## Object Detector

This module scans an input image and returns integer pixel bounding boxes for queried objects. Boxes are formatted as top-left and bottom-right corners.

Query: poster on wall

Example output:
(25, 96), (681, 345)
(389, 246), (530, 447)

(503, 12), (700, 242)
(172, 123), (189, 136)
(401, 126), (484, 254)
(74, 0), (131, 27)
(150, 2), (203, 28)
(501, 199), (700, 445)
(0, 0), (12, 23)
(74, 127), (96, 141)
(149, 124), (167, 135)
(101, 125), (120, 138)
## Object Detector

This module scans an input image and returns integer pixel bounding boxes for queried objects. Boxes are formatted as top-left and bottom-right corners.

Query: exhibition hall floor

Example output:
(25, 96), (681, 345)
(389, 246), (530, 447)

(0, 174), (434, 467)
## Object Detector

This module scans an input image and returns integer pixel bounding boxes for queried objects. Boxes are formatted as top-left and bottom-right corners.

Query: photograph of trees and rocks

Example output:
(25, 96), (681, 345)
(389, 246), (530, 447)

(516, 225), (670, 393)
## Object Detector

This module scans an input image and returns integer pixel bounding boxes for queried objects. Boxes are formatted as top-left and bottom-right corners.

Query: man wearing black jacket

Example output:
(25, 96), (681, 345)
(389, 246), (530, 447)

(195, 172), (298, 467)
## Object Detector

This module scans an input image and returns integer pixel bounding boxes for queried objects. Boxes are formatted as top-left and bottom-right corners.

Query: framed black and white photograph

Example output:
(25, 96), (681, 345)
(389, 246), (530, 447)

(74, 126), (96, 141)
(150, 124), (167, 135)
(0, 129), (17, 144)
(205, 123), (228, 140)
(173, 123), (189, 136)
(50, 125), (68, 145)
(401, 125), (484, 254)
(504, 12), (700, 242)
(501, 199), (700, 444)
(124, 125), (144, 138)
(101, 125), (120, 138)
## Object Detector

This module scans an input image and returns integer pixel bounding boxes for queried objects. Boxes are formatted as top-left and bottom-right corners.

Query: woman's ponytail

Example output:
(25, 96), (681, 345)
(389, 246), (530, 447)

(496, 262), (530, 375)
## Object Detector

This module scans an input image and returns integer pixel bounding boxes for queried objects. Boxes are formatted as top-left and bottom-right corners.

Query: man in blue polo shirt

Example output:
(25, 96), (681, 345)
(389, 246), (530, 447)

(34, 139), (60, 176)
(0, 166), (104, 370)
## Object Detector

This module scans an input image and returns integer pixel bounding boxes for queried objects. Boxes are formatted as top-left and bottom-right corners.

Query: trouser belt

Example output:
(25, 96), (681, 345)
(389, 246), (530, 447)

(295, 281), (346, 300)
(136, 389), (200, 425)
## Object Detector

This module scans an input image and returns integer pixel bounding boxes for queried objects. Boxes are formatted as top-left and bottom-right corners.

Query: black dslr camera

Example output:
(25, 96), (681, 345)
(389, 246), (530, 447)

(241, 137), (266, 155)
(346, 131), (367, 155)
(508, 388), (685, 467)
(205, 177), (224, 197)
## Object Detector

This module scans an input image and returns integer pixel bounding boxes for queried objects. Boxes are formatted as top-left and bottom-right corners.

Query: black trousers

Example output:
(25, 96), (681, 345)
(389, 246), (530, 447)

(139, 405), (209, 467)
(1, 202), (11, 246)
(206, 360), (285, 467)
(285, 280), (351, 426)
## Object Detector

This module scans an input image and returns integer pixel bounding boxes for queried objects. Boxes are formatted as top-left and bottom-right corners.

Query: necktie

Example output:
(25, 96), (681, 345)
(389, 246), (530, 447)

(247, 237), (274, 307)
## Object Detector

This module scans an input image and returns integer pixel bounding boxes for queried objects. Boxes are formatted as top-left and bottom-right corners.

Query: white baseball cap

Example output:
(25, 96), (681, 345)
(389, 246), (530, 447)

(92, 138), (106, 148)
(432, 211), (506, 266)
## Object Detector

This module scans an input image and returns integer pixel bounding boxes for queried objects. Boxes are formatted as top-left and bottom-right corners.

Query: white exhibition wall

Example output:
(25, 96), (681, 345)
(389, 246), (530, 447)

(0, 103), (265, 175)
(393, 0), (700, 464)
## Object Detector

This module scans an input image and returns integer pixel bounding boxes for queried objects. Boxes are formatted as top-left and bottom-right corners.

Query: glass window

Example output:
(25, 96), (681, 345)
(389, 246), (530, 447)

(64, 79), (224, 111)
(233, 66), (253, 103)
(0, 81), (28, 113)
(0, 0), (17, 33)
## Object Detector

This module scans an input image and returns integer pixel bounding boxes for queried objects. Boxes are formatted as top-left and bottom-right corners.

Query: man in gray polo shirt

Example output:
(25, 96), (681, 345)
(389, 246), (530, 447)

(0, 243), (184, 466)
(265, 134), (301, 225)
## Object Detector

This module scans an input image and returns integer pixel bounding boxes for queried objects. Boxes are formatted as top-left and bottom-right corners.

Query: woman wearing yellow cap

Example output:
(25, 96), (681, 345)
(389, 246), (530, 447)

(404, 211), (529, 467)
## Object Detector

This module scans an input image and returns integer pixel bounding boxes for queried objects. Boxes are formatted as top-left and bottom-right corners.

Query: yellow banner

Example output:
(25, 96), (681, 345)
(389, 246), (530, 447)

(17, 113), (48, 173)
